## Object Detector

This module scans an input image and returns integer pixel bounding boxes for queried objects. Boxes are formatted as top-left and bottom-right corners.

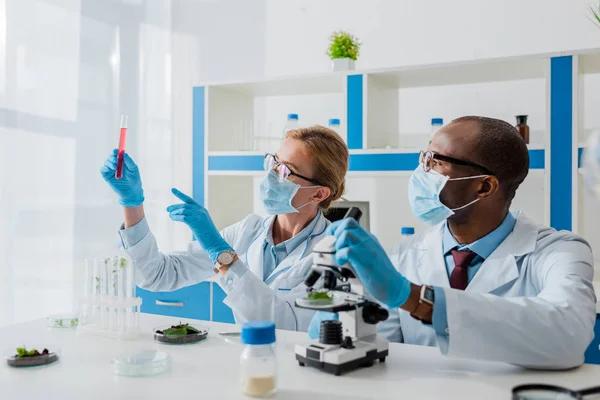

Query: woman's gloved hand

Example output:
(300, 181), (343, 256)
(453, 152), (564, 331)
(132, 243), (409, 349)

(100, 149), (145, 207)
(167, 188), (233, 263)
(327, 218), (412, 308)
(307, 311), (338, 339)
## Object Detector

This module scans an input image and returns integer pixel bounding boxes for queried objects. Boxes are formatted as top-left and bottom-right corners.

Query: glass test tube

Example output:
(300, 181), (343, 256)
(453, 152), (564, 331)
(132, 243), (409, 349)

(101, 258), (109, 329)
(117, 263), (125, 333)
(115, 115), (128, 180)
(82, 259), (90, 325)
(126, 259), (135, 331)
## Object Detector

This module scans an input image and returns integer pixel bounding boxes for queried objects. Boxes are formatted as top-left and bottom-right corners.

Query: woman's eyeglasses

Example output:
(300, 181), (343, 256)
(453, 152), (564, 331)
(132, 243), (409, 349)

(263, 153), (323, 186)
(419, 150), (494, 176)
(512, 383), (600, 400)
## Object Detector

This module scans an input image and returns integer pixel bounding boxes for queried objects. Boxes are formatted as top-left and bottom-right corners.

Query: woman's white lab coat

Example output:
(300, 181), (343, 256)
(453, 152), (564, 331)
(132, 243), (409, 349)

(378, 211), (597, 369)
(124, 213), (329, 332)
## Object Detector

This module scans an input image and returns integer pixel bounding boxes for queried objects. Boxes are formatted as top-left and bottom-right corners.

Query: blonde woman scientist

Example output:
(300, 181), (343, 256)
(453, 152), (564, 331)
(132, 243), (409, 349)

(100, 126), (349, 331)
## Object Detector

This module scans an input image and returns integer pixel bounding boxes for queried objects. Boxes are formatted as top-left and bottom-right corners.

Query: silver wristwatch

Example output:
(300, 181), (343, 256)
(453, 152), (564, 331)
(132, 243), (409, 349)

(215, 250), (237, 269)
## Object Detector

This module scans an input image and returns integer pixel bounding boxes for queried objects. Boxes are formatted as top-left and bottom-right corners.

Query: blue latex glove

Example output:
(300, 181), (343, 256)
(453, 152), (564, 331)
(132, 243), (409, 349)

(166, 188), (233, 263)
(308, 311), (338, 339)
(328, 218), (412, 308)
(100, 149), (145, 207)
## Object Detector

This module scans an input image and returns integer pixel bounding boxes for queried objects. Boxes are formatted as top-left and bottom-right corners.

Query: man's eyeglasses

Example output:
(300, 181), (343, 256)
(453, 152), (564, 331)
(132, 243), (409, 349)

(264, 153), (323, 186)
(512, 383), (600, 399)
(419, 151), (494, 175)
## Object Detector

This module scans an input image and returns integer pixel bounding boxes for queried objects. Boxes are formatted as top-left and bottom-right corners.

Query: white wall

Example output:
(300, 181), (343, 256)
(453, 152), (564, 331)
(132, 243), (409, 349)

(264, 0), (600, 77)
(0, 0), (266, 326)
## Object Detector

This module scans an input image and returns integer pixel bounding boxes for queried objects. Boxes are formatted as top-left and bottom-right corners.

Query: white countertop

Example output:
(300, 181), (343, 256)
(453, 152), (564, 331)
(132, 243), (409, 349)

(1, 313), (599, 400)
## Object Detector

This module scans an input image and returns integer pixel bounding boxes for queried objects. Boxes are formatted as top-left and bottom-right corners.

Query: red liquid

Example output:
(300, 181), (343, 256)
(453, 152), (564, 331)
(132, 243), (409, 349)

(115, 127), (127, 180)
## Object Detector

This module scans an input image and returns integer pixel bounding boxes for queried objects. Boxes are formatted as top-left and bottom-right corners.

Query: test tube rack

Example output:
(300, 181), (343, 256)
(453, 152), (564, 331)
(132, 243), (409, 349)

(77, 257), (141, 340)
(76, 295), (142, 340)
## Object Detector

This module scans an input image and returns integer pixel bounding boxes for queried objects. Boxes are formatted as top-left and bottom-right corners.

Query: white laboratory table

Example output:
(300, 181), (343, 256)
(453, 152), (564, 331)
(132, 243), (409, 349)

(1, 314), (599, 400)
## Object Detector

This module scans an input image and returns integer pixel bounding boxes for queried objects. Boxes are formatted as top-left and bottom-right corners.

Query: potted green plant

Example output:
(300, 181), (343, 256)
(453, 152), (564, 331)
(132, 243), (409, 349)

(326, 30), (361, 71)
(590, 2), (600, 28)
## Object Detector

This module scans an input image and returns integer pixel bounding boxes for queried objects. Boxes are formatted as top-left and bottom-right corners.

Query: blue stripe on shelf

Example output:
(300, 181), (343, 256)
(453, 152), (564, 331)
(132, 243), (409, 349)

(209, 155), (264, 171)
(349, 153), (419, 171)
(528, 149), (545, 169)
(208, 150), (546, 172)
(192, 86), (205, 206)
(347, 75), (363, 149)
(550, 56), (573, 231)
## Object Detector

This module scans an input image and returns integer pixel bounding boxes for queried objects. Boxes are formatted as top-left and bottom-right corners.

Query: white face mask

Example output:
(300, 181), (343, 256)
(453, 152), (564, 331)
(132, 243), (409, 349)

(408, 165), (489, 225)
(259, 170), (320, 215)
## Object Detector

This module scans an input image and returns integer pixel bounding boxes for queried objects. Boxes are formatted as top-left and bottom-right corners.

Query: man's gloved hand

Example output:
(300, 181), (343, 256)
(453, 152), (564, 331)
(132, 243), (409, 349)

(307, 311), (338, 339)
(100, 149), (145, 207)
(328, 218), (412, 308)
(167, 188), (233, 263)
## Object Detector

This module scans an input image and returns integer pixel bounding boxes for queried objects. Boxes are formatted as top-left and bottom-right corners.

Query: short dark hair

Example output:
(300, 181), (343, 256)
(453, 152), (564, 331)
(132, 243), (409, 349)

(451, 116), (529, 202)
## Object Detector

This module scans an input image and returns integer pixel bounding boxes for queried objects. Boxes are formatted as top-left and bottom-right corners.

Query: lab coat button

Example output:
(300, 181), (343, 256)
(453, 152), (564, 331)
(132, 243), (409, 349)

(445, 328), (449, 334)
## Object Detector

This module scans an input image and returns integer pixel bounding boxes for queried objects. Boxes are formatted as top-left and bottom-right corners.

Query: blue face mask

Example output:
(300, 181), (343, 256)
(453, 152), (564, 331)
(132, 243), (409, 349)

(260, 170), (320, 215)
(408, 165), (488, 226)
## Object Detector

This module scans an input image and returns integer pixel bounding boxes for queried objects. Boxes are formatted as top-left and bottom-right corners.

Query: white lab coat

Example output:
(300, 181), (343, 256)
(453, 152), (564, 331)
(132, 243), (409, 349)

(128, 213), (329, 332)
(379, 211), (597, 369)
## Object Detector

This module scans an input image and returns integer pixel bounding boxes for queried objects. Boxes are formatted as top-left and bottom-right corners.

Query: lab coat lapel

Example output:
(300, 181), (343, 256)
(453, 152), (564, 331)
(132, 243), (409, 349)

(467, 212), (538, 293)
(416, 223), (451, 287)
(266, 213), (327, 282)
(245, 216), (273, 281)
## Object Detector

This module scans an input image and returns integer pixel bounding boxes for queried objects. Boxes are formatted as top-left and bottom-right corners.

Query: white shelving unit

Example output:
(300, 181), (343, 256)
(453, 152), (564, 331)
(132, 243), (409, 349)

(196, 49), (596, 250)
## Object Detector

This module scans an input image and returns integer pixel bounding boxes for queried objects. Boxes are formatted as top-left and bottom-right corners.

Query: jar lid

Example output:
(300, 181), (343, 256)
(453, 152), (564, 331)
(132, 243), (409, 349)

(287, 114), (298, 120)
(431, 118), (443, 125)
(401, 227), (415, 235)
(328, 118), (340, 125)
(241, 321), (276, 345)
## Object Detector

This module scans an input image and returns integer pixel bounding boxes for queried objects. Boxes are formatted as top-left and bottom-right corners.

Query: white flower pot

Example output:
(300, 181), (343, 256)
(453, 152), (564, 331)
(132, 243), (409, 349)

(332, 58), (355, 72)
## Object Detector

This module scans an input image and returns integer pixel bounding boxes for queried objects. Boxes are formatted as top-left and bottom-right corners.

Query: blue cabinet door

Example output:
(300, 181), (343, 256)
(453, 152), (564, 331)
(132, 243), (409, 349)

(138, 282), (210, 321)
(212, 283), (235, 324)
(584, 314), (600, 365)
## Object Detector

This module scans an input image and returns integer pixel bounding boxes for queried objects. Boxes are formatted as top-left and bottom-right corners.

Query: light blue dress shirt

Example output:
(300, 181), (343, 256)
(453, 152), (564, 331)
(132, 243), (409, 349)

(432, 211), (517, 344)
(260, 212), (320, 281)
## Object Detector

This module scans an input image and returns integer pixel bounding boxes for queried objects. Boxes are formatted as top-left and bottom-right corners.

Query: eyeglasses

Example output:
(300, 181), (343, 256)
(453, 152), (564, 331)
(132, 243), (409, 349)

(512, 383), (600, 400)
(264, 153), (323, 186)
(419, 150), (494, 175)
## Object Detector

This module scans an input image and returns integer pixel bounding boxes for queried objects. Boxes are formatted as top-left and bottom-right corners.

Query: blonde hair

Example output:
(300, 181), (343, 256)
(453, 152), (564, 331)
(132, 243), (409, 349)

(285, 125), (349, 209)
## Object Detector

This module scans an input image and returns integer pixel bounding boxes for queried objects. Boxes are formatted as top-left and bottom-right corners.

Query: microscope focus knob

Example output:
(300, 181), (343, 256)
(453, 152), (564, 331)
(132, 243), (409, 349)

(362, 303), (390, 324)
(319, 320), (343, 345)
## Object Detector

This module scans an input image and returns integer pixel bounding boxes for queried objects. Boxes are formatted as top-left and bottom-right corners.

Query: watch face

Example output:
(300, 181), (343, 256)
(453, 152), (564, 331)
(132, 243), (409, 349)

(423, 286), (435, 303)
(218, 251), (234, 265)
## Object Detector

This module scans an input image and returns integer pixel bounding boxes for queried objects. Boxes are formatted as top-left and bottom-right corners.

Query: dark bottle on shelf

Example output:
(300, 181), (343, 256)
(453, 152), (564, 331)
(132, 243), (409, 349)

(515, 115), (530, 144)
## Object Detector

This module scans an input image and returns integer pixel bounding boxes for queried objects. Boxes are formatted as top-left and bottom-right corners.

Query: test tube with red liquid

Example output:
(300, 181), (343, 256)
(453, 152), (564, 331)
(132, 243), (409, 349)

(115, 115), (128, 180)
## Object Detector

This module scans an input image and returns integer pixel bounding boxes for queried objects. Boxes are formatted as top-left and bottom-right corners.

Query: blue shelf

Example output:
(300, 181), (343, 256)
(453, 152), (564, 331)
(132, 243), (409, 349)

(208, 149), (546, 173)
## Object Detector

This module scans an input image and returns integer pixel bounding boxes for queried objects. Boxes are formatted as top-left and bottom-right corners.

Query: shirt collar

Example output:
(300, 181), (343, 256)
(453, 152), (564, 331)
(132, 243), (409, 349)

(442, 211), (517, 259)
(265, 211), (322, 253)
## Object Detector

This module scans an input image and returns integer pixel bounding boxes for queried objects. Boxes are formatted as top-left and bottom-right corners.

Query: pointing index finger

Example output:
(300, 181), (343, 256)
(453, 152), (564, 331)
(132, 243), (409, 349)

(171, 188), (197, 204)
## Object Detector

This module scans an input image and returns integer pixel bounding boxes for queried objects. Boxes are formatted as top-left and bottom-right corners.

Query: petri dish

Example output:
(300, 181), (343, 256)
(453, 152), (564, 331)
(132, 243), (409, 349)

(219, 331), (242, 345)
(295, 295), (341, 309)
(47, 313), (79, 328)
(112, 349), (171, 377)
(153, 324), (208, 345)
(4, 346), (60, 368)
